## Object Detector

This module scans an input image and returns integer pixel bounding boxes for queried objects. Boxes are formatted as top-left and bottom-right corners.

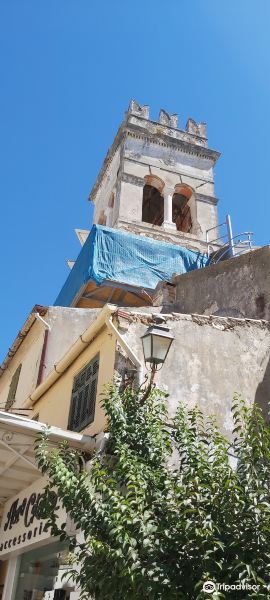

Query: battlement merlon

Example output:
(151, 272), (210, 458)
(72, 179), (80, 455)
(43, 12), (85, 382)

(128, 100), (206, 140)
(89, 100), (221, 202)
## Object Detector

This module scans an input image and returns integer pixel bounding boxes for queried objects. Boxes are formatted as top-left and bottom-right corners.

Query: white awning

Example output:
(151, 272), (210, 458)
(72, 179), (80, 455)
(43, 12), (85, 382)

(0, 411), (95, 515)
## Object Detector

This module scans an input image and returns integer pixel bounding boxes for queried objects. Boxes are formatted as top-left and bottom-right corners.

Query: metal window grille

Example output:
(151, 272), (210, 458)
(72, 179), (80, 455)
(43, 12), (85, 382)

(68, 354), (99, 432)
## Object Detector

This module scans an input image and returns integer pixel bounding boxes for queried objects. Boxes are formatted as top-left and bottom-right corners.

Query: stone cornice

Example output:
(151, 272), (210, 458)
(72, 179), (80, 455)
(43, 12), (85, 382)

(124, 157), (214, 185)
(116, 219), (211, 252)
(196, 193), (219, 205)
(125, 126), (220, 164)
(90, 118), (220, 201)
(127, 113), (208, 146)
(122, 173), (144, 187)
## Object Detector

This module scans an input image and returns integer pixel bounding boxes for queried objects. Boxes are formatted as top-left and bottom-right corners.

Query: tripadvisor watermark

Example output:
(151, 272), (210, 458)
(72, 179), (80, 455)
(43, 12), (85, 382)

(202, 580), (267, 593)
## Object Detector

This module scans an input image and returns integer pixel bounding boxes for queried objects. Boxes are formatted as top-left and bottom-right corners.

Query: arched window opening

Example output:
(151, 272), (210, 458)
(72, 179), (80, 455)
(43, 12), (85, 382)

(172, 185), (193, 233)
(142, 175), (164, 226)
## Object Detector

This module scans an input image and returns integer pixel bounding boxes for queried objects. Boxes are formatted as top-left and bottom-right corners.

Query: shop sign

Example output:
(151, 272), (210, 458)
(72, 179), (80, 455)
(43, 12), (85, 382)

(0, 477), (65, 557)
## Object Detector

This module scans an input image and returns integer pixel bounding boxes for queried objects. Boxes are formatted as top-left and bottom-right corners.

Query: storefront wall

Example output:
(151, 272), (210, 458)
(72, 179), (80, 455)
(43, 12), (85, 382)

(7, 541), (72, 600)
(0, 479), (77, 600)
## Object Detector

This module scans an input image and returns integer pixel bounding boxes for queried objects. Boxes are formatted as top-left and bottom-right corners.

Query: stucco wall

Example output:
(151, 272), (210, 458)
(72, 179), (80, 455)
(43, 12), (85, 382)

(0, 319), (45, 411)
(123, 135), (216, 194)
(34, 307), (270, 440)
(119, 135), (218, 240)
(0, 307), (101, 410)
(196, 198), (218, 240)
(118, 179), (142, 222)
(33, 328), (115, 436)
(115, 311), (270, 438)
(93, 147), (121, 225)
(173, 245), (270, 321)
(44, 307), (101, 377)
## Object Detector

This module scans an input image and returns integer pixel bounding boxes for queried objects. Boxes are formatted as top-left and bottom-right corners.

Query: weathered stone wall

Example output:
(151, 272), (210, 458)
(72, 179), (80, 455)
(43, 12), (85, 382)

(92, 146), (121, 227)
(90, 101), (220, 249)
(116, 220), (213, 253)
(114, 310), (270, 438)
(119, 131), (218, 240)
(173, 246), (270, 321)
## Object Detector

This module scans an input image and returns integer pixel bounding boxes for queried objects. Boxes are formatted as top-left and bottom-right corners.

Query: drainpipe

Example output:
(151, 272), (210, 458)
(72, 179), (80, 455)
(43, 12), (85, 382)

(105, 315), (143, 385)
(24, 304), (117, 409)
(35, 313), (51, 331)
(23, 305), (143, 410)
(35, 313), (51, 387)
(36, 329), (49, 387)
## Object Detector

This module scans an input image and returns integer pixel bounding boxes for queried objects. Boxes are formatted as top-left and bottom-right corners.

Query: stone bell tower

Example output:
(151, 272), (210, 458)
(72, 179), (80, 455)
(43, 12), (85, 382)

(89, 100), (221, 253)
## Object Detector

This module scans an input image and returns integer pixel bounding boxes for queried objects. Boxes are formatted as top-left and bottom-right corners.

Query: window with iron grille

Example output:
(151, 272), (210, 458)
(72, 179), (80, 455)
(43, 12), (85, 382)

(68, 354), (99, 432)
(5, 363), (22, 410)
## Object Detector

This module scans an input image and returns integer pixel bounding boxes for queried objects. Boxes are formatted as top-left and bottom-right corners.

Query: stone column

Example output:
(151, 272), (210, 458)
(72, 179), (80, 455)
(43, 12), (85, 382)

(163, 186), (176, 230)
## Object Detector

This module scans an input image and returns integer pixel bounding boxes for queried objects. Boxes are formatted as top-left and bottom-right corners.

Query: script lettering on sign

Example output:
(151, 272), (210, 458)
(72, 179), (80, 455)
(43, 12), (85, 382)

(0, 478), (65, 557)
(4, 490), (57, 531)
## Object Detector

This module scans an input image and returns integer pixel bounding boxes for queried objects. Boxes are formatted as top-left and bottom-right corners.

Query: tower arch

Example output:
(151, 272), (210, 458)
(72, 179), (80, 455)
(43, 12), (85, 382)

(142, 175), (164, 226)
(172, 184), (199, 234)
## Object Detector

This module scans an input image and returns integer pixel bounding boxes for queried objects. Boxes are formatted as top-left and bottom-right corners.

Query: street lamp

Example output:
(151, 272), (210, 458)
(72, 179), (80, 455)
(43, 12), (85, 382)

(141, 322), (174, 371)
(140, 320), (174, 402)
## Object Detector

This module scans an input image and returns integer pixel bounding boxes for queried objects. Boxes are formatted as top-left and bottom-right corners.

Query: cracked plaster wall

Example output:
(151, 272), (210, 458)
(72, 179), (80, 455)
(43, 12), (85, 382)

(115, 310), (270, 438)
(174, 245), (270, 321)
(92, 147), (121, 227)
(90, 106), (219, 247)
(117, 135), (218, 241)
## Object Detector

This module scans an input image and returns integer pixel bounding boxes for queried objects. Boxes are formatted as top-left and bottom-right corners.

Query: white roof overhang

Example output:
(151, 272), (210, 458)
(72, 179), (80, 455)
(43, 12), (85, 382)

(0, 411), (96, 516)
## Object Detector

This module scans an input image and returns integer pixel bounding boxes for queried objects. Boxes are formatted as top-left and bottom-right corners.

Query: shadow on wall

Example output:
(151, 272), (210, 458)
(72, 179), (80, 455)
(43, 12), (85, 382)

(255, 355), (270, 421)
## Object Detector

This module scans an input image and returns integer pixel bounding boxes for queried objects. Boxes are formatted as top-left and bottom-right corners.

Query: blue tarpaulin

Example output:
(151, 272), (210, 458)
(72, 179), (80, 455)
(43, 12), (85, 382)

(54, 225), (208, 307)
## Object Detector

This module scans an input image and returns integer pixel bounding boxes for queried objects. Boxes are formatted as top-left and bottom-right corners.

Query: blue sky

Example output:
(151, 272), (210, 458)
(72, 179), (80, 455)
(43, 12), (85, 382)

(1, 0), (270, 362)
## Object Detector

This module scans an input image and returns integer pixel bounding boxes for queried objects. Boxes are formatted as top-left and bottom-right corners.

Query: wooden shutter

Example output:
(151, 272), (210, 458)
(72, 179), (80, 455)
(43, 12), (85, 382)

(68, 354), (99, 432)
(5, 364), (22, 410)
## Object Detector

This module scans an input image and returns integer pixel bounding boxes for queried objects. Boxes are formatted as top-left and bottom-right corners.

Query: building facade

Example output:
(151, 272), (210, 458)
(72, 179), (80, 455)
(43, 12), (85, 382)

(0, 101), (269, 600)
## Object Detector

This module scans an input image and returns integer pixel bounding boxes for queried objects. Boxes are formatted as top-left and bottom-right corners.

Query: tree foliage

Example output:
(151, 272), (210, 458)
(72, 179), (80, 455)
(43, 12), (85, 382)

(35, 385), (270, 599)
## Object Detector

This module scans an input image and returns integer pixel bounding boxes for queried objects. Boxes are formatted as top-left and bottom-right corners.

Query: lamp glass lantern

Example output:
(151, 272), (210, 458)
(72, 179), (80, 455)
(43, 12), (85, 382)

(141, 324), (174, 367)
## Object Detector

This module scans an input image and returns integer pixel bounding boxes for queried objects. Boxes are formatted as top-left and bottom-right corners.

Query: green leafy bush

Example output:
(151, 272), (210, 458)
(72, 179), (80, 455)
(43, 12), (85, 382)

(35, 386), (270, 599)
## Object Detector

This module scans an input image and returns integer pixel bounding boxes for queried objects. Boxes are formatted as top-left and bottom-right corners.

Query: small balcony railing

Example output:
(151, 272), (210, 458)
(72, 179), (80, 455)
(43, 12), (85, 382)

(206, 215), (254, 264)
